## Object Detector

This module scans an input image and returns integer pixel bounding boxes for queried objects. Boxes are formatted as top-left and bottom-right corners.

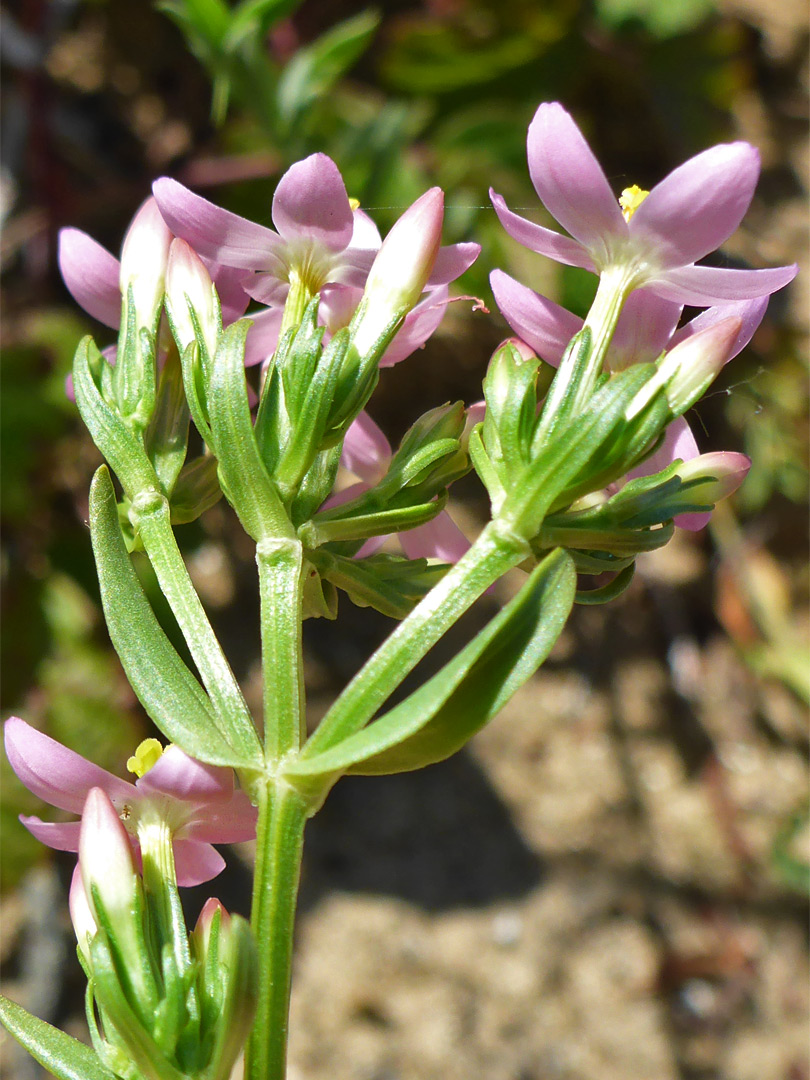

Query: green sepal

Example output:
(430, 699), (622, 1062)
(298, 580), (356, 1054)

(0, 994), (117, 1080)
(170, 455), (223, 524)
(89, 466), (256, 767)
(275, 325), (350, 501)
(300, 494), (446, 547)
(114, 287), (158, 431)
(89, 935), (188, 1080)
(208, 321), (294, 541)
(285, 548), (575, 790)
(73, 336), (160, 499)
(177, 340), (214, 445)
(144, 346), (190, 496)
(574, 562), (636, 605)
(502, 363), (656, 539)
(482, 341), (542, 474)
(290, 444), (342, 528)
(309, 548), (449, 620)
(302, 559), (340, 619)
(204, 916), (258, 1080)
(532, 327), (594, 446)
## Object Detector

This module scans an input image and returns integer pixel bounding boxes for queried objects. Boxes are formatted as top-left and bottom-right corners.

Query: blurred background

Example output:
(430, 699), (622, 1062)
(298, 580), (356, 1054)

(1, 0), (808, 1077)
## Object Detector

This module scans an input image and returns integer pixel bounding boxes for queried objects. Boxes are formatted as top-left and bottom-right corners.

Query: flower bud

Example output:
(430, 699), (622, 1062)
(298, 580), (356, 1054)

(68, 864), (97, 964)
(350, 188), (444, 358)
(660, 316), (742, 416)
(165, 238), (220, 358)
(79, 787), (138, 924)
(119, 197), (173, 332)
(669, 451), (751, 530)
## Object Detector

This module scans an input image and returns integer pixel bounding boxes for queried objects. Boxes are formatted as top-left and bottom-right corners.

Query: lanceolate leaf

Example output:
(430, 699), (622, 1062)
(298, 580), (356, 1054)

(89, 466), (253, 767)
(286, 548), (575, 781)
(0, 995), (116, 1080)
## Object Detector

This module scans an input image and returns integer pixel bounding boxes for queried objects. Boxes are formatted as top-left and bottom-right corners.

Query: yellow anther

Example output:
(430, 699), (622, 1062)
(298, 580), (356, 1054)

(619, 185), (650, 222)
(348, 197), (361, 211)
(126, 738), (164, 778)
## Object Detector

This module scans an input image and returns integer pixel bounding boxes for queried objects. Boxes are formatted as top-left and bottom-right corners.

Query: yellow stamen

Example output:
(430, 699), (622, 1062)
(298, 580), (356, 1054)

(126, 738), (165, 778)
(348, 197), (361, 212)
(619, 185), (650, 222)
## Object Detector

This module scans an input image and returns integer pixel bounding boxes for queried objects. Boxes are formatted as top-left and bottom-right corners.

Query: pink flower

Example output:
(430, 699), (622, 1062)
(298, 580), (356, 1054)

(4, 717), (257, 886)
(490, 102), (797, 305)
(152, 156), (479, 315)
(58, 198), (250, 331)
(340, 411), (470, 562)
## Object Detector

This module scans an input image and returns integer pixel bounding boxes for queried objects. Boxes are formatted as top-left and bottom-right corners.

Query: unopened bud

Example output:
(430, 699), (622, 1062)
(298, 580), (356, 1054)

(165, 239), (220, 357)
(670, 451), (751, 530)
(661, 316), (742, 416)
(68, 865), (97, 963)
(79, 787), (138, 923)
(350, 188), (444, 358)
(119, 197), (173, 332)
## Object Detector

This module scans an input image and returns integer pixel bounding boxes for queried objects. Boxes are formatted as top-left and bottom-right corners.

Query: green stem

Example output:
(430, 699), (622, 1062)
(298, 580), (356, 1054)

(257, 537), (306, 761)
(245, 781), (307, 1080)
(131, 492), (260, 762)
(301, 520), (529, 758)
(581, 265), (635, 381)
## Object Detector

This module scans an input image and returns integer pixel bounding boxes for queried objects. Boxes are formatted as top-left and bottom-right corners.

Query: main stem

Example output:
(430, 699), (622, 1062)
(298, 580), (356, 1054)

(246, 534), (308, 1080)
(245, 781), (307, 1080)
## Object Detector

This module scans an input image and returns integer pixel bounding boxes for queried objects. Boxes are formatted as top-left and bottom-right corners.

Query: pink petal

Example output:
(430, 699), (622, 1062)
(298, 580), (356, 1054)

(629, 416), (700, 480)
(400, 510), (470, 563)
(136, 745), (234, 804)
(379, 287), (449, 367)
(490, 270), (581, 366)
(172, 838), (226, 886)
(669, 296), (769, 361)
(341, 411), (391, 483)
(5, 717), (133, 816)
(346, 208), (382, 256)
(646, 262), (798, 305)
(242, 266), (293, 306)
(630, 142), (760, 269)
(203, 259), (251, 324)
(427, 242), (481, 287)
(153, 177), (283, 271)
(244, 306), (284, 367)
(489, 190), (595, 271)
(607, 291), (683, 370)
(271, 154), (354, 252)
(18, 817), (82, 851)
(58, 229), (122, 329)
(320, 283), (363, 332)
(181, 790), (258, 843)
(526, 102), (626, 255)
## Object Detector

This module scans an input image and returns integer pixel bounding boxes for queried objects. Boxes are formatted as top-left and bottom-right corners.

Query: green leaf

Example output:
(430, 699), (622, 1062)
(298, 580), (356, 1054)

(286, 548), (575, 781)
(276, 10), (380, 131)
(207, 322), (294, 541)
(225, 0), (303, 51)
(89, 466), (253, 767)
(0, 994), (117, 1080)
(72, 336), (159, 499)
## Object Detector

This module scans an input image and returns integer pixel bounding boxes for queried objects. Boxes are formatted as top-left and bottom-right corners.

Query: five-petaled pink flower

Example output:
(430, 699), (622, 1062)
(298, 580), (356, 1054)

(4, 717), (257, 886)
(152, 154), (479, 315)
(490, 102), (797, 305)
